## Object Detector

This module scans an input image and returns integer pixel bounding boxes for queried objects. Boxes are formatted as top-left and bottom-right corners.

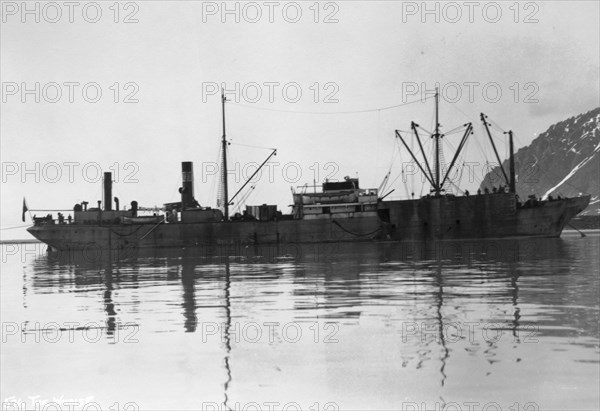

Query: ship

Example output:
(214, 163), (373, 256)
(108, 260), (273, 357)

(27, 90), (591, 252)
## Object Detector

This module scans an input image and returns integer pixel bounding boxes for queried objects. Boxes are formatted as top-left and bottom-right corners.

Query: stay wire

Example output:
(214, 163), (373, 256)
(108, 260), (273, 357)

(229, 95), (434, 115)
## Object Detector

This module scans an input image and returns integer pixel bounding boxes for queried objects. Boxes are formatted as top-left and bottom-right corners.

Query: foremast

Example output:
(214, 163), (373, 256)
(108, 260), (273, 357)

(221, 89), (229, 220)
(395, 87), (472, 196)
(218, 89), (277, 220)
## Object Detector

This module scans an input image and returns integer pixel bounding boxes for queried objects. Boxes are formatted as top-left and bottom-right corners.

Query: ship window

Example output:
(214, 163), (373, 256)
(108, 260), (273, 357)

(323, 207), (330, 214)
(355, 205), (362, 212)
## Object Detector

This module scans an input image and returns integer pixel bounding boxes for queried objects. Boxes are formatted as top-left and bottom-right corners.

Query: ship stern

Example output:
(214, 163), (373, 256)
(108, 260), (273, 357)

(26, 225), (62, 251)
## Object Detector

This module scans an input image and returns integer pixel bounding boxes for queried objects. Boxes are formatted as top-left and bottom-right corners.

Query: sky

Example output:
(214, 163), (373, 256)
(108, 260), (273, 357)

(1, 0), (599, 240)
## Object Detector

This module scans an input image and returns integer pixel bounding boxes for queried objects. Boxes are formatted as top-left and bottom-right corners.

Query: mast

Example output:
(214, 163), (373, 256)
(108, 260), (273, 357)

(509, 130), (516, 193)
(221, 89), (229, 221)
(395, 88), (472, 198)
(434, 87), (441, 195)
(434, 88), (440, 194)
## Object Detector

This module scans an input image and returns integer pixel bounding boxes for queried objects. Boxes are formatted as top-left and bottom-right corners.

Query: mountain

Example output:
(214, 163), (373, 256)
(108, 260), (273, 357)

(480, 107), (600, 216)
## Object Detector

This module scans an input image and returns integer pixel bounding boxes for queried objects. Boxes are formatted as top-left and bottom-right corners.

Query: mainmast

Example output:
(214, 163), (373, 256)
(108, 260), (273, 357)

(434, 87), (441, 195)
(221, 89), (229, 221)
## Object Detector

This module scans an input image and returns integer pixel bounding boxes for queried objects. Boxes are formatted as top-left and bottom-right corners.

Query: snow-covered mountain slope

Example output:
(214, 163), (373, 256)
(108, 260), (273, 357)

(481, 107), (600, 215)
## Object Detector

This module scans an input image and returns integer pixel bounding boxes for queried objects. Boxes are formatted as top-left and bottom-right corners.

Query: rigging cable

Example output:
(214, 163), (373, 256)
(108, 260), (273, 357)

(0, 224), (31, 230)
(229, 142), (277, 151)
(229, 95), (434, 115)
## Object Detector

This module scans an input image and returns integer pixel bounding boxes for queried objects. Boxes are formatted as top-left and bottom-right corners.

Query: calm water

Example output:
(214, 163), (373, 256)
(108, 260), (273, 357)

(1, 233), (599, 410)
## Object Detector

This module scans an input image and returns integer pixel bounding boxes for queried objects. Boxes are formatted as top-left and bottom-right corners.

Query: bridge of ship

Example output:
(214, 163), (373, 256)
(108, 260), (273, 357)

(292, 177), (379, 219)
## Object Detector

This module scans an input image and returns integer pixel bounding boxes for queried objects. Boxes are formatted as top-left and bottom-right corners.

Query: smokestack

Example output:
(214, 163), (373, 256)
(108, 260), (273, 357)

(104, 172), (112, 211)
(114, 197), (120, 211)
(180, 162), (194, 209)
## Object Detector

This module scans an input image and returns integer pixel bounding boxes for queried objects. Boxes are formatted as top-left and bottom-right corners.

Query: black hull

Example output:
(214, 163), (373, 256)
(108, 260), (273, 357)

(27, 193), (590, 252)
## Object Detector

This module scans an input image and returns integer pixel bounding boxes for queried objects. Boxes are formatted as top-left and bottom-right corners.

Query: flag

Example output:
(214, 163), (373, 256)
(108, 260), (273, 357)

(22, 197), (28, 222)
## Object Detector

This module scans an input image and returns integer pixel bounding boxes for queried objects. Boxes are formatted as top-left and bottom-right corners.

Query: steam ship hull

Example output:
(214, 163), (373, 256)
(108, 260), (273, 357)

(27, 193), (590, 252)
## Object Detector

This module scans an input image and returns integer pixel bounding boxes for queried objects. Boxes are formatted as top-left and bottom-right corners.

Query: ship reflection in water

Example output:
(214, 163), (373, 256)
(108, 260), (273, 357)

(2, 234), (599, 410)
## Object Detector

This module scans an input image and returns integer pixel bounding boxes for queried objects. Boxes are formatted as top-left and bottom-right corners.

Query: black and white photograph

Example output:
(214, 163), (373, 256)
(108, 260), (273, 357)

(1, 1), (599, 410)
